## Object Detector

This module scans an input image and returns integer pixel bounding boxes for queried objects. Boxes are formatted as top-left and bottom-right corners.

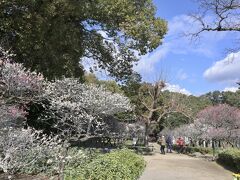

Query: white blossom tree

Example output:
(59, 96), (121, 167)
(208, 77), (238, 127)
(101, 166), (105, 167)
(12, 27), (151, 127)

(0, 48), (61, 177)
(0, 128), (63, 175)
(0, 47), (132, 179)
(42, 78), (132, 140)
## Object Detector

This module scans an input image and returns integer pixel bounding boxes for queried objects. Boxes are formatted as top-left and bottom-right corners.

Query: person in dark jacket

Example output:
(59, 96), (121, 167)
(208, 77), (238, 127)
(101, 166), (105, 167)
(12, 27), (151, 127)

(166, 135), (173, 153)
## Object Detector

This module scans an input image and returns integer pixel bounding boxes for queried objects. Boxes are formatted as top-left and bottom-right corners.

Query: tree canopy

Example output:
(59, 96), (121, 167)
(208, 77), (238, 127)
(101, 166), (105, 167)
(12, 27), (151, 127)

(202, 90), (240, 107)
(0, 0), (167, 80)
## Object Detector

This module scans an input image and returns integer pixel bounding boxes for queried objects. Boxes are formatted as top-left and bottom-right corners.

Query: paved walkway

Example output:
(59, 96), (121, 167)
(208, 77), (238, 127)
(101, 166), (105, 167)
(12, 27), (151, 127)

(139, 145), (232, 180)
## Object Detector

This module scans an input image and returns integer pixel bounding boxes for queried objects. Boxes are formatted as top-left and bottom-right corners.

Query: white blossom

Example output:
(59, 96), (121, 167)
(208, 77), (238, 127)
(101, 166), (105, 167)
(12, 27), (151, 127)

(42, 78), (132, 138)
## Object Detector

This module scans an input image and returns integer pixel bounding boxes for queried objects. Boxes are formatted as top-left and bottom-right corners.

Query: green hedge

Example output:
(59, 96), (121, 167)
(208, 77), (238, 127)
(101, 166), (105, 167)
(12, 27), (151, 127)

(65, 149), (146, 180)
(185, 146), (212, 155)
(218, 149), (240, 173)
(172, 145), (212, 155)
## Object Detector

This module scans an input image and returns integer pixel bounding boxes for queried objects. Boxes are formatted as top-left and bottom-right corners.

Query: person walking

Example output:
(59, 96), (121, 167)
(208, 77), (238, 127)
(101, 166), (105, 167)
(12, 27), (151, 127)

(158, 135), (166, 154)
(176, 137), (185, 153)
(166, 134), (173, 153)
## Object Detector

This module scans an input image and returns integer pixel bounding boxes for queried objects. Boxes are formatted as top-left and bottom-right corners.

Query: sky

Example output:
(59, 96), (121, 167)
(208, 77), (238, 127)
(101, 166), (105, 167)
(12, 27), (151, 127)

(134, 0), (240, 96)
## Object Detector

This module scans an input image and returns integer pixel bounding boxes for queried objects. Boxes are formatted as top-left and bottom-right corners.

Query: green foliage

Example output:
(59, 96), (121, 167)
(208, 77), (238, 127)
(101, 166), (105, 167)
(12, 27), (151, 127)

(160, 92), (212, 128)
(0, 0), (167, 80)
(65, 149), (146, 180)
(121, 73), (142, 97)
(223, 91), (240, 108)
(100, 80), (124, 94)
(121, 72), (142, 116)
(138, 87), (211, 124)
(84, 73), (123, 94)
(185, 95), (212, 117)
(172, 145), (212, 155)
(202, 90), (240, 108)
(84, 73), (99, 84)
(218, 148), (240, 173)
(203, 91), (223, 105)
(161, 112), (190, 129)
(185, 146), (212, 155)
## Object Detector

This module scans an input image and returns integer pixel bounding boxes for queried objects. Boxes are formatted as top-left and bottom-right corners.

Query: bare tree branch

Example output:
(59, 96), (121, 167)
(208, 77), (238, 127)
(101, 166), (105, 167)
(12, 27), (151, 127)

(188, 0), (240, 39)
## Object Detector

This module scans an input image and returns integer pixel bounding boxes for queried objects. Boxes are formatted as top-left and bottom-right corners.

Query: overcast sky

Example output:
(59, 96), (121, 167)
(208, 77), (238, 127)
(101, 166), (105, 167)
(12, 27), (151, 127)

(134, 0), (240, 95)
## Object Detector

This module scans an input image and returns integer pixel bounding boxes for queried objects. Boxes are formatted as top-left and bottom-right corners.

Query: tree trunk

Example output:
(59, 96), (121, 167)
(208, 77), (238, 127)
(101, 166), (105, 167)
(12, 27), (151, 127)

(212, 139), (216, 160)
(144, 121), (149, 146)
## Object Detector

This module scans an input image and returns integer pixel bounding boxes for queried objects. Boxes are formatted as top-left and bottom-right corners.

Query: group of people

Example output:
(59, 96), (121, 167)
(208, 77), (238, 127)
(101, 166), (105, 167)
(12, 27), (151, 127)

(158, 135), (185, 154)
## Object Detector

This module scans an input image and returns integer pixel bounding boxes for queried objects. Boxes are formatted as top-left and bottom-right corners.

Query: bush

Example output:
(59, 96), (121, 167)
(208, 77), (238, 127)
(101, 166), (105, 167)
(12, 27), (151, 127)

(20, 147), (93, 176)
(0, 128), (63, 175)
(218, 148), (240, 173)
(172, 145), (212, 155)
(185, 146), (212, 155)
(65, 149), (146, 180)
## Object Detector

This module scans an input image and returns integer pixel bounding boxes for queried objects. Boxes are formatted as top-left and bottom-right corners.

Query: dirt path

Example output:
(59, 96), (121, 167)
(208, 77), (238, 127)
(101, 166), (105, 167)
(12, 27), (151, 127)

(139, 145), (232, 180)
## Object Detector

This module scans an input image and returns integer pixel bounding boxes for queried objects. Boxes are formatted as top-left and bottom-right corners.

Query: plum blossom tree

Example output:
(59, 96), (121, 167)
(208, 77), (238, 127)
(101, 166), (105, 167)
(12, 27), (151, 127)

(171, 104), (240, 148)
(0, 47), (44, 129)
(0, 47), (132, 178)
(0, 128), (63, 175)
(196, 104), (240, 142)
(41, 78), (132, 140)
(0, 48), (61, 177)
(169, 123), (200, 141)
(0, 57), (44, 103)
(32, 79), (132, 179)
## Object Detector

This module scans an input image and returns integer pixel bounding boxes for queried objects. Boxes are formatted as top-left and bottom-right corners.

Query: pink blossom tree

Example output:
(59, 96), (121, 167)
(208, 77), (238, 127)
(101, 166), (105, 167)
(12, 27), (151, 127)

(196, 104), (240, 142)
(0, 47), (61, 177)
(170, 104), (240, 149)
(0, 47), (44, 129)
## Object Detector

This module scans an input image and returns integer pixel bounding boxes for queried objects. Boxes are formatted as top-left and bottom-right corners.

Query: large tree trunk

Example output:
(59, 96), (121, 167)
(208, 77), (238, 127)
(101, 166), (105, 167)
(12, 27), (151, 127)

(141, 81), (166, 146)
(144, 121), (150, 146)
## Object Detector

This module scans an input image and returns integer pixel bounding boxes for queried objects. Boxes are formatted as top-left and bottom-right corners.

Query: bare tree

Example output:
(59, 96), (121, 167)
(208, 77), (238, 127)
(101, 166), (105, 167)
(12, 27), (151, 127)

(139, 80), (192, 146)
(139, 80), (165, 145)
(189, 0), (240, 39)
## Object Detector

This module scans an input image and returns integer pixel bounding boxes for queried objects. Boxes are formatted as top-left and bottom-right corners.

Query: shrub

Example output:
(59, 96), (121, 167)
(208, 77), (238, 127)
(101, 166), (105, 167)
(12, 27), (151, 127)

(0, 128), (63, 175)
(218, 148), (240, 173)
(172, 145), (212, 155)
(185, 146), (212, 155)
(65, 149), (146, 180)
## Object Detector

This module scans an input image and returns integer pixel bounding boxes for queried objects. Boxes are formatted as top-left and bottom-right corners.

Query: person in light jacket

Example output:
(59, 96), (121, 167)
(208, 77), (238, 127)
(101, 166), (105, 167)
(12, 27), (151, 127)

(158, 135), (166, 154)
